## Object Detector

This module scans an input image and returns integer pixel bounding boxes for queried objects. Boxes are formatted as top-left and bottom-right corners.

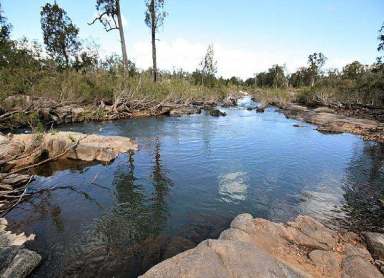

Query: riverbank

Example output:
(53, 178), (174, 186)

(277, 103), (384, 143)
(141, 214), (384, 277)
(2, 93), (384, 145)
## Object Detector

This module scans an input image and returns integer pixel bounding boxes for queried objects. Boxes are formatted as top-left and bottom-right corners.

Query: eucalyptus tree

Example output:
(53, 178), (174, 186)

(378, 23), (384, 64)
(307, 52), (327, 86)
(0, 3), (11, 44)
(145, 0), (167, 82)
(378, 23), (384, 52)
(199, 44), (217, 86)
(41, 2), (80, 67)
(90, 0), (129, 72)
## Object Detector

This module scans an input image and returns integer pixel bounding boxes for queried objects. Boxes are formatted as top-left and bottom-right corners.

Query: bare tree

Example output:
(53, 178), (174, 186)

(90, 0), (128, 73)
(145, 0), (167, 82)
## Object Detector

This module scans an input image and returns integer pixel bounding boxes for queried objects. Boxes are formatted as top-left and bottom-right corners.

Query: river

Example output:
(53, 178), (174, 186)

(5, 101), (384, 277)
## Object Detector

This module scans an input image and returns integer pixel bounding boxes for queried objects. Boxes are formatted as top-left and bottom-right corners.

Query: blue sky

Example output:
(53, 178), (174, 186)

(2, 0), (384, 78)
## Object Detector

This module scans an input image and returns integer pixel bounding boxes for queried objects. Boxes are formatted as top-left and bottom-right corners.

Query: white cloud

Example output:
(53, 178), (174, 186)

(98, 37), (350, 79)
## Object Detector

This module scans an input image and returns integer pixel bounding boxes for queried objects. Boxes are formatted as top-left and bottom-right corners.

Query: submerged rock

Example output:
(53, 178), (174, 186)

(0, 218), (41, 278)
(141, 214), (384, 278)
(208, 109), (226, 117)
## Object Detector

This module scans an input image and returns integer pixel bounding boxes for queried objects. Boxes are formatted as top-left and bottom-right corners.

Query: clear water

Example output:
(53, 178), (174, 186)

(6, 105), (384, 277)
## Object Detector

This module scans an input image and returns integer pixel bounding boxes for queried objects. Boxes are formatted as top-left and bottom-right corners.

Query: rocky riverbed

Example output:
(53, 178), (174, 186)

(278, 103), (384, 143)
(141, 214), (384, 278)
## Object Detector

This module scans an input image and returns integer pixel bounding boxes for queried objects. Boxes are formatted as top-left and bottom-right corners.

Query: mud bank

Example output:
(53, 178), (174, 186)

(141, 214), (384, 278)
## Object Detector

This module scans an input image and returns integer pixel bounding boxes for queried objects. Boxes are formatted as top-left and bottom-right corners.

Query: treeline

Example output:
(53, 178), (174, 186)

(0, 1), (233, 103)
(0, 1), (384, 108)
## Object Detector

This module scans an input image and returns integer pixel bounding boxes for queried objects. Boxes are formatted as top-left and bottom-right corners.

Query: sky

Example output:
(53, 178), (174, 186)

(2, 0), (384, 79)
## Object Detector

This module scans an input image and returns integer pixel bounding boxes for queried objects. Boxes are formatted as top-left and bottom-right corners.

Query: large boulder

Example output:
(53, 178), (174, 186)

(1, 132), (138, 170)
(208, 109), (226, 117)
(141, 214), (383, 278)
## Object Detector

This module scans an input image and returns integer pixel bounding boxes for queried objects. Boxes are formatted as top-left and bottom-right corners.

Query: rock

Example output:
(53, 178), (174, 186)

(142, 214), (384, 278)
(285, 215), (338, 250)
(314, 107), (335, 113)
(208, 109), (226, 117)
(0, 218), (40, 278)
(256, 107), (265, 113)
(344, 243), (373, 261)
(308, 250), (341, 271)
(222, 95), (237, 107)
(0, 248), (41, 278)
(141, 239), (308, 278)
(375, 260), (384, 273)
(72, 107), (85, 122)
(341, 255), (383, 278)
(169, 106), (201, 117)
(0, 174), (30, 186)
(246, 107), (253, 111)
(364, 232), (384, 260)
(1, 132), (138, 170)
(280, 104), (384, 143)
(0, 218), (35, 248)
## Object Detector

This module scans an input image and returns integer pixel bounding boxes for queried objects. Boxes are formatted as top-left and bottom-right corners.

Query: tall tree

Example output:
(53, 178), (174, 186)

(0, 3), (11, 44)
(307, 52), (327, 86)
(378, 23), (384, 52)
(145, 0), (167, 82)
(199, 44), (217, 86)
(378, 23), (384, 64)
(41, 3), (80, 67)
(90, 0), (128, 73)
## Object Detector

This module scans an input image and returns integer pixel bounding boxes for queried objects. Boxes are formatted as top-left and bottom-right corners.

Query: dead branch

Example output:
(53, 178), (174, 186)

(4, 135), (86, 177)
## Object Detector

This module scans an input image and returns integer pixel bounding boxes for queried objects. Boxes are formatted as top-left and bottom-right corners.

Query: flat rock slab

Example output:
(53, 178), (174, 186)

(280, 103), (384, 143)
(141, 214), (384, 278)
(0, 132), (138, 170)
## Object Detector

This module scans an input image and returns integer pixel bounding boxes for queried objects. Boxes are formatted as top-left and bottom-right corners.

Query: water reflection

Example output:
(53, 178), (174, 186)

(341, 142), (384, 232)
(64, 139), (181, 277)
(218, 172), (248, 202)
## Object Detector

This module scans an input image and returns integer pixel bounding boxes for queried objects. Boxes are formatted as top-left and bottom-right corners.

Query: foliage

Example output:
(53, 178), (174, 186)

(255, 64), (287, 88)
(194, 44), (217, 87)
(307, 52), (327, 86)
(0, 3), (11, 43)
(93, 0), (119, 32)
(145, 0), (167, 31)
(40, 3), (80, 67)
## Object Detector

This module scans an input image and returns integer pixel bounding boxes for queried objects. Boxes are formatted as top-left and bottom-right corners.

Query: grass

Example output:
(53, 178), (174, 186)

(248, 87), (296, 106)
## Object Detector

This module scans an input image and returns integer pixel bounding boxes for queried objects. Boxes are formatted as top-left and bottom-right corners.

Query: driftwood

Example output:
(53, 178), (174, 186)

(0, 136), (86, 216)
(5, 136), (84, 177)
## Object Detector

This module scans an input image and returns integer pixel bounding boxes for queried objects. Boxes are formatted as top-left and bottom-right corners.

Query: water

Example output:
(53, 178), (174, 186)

(5, 104), (384, 277)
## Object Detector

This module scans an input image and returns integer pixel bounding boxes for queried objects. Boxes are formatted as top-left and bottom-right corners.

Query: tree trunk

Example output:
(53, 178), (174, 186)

(116, 0), (129, 75)
(151, 0), (157, 82)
